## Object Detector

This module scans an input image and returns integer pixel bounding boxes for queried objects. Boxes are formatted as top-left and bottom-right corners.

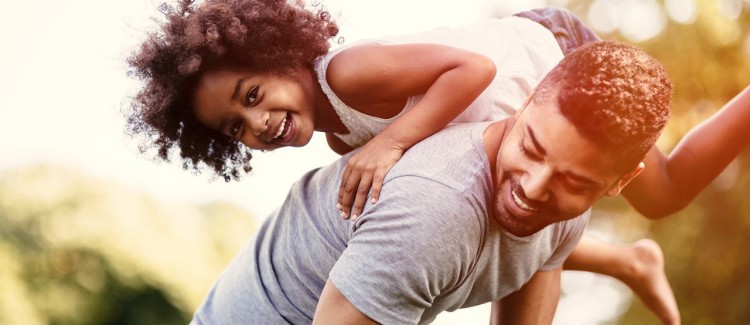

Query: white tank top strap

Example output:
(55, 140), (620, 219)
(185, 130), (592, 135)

(314, 42), (374, 148)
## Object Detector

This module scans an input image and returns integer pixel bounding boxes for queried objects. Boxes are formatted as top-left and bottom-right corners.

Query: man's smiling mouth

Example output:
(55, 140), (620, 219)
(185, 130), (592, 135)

(512, 189), (538, 211)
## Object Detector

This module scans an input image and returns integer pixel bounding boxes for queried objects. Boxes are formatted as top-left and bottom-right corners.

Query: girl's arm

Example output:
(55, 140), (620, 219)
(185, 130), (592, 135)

(326, 133), (355, 155)
(623, 85), (750, 219)
(328, 43), (496, 219)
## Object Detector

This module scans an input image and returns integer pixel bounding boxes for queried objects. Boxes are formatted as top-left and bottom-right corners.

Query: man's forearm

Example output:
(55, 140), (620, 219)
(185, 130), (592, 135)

(491, 269), (561, 325)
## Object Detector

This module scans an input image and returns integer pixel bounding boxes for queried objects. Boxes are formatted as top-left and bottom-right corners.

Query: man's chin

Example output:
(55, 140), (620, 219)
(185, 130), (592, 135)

(493, 206), (544, 237)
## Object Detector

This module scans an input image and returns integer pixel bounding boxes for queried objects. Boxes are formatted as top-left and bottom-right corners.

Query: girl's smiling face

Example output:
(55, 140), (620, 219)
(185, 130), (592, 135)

(191, 66), (318, 150)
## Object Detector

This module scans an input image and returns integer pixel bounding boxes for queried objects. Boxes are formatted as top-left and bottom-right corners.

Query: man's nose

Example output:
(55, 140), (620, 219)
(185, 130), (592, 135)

(521, 166), (552, 202)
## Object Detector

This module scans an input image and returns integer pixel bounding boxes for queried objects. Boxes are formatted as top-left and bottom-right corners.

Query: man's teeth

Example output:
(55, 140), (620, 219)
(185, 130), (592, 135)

(512, 190), (538, 211)
(273, 116), (287, 139)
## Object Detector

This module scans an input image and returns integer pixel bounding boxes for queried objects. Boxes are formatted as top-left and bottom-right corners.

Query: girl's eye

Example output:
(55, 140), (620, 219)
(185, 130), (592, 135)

(230, 121), (242, 137)
(246, 86), (259, 105)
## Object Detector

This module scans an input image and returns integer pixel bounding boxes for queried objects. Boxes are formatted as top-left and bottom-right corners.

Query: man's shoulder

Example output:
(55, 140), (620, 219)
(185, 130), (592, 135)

(362, 175), (487, 231)
(353, 168), (489, 256)
(379, 124), (493, 216)
(385, 122), (492, 184)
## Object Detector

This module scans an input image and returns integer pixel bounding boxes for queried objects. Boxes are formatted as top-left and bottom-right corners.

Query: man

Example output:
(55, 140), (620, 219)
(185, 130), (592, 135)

(190, 40), (671, 324)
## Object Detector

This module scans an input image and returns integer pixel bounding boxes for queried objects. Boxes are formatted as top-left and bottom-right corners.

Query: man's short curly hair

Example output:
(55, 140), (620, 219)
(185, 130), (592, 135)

(125, 0), (338, 181)
(534, 41), (672, 171)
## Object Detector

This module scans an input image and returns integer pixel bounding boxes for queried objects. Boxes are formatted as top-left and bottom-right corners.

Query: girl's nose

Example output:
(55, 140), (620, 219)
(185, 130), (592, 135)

(250, 111), (270, 137)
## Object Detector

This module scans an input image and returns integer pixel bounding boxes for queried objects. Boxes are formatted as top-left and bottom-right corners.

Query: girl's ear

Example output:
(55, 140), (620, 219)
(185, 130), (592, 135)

(606, 161), (645, 197)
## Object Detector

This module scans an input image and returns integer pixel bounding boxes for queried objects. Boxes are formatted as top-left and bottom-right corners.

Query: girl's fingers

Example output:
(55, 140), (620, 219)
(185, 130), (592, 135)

(338, 166), (355, 219)
(370, 168), (387, 205)
(338, 150), (399, 219)
(350, 173), (373, 220)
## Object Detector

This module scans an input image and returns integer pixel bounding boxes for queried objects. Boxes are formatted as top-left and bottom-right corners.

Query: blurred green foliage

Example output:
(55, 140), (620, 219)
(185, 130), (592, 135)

(0, 165), (255, 324)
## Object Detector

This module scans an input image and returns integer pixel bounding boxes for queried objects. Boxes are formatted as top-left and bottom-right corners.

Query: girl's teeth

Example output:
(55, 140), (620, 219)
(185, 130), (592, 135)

(274, 116), (287, 139)
(512, 190), (538, 211)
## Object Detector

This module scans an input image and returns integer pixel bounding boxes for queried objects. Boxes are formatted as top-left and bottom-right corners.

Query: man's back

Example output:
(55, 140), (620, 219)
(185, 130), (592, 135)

(191, 122), (587, 324)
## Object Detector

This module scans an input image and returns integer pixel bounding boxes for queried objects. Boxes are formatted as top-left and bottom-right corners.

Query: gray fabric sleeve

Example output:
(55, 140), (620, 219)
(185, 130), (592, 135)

(538, 209), (590, 271)
(329, 176), (484, 324)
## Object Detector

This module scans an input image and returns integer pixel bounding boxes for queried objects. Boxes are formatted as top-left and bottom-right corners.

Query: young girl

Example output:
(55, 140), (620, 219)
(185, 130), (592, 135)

(126, 0), (748, 323)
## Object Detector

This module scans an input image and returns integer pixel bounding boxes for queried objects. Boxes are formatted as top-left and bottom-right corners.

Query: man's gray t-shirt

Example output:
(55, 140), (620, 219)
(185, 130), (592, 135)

(191, 122), (589, 324)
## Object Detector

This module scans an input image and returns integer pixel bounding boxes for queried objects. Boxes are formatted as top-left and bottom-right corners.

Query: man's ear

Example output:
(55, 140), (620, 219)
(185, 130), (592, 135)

(606, 161), (645, 197)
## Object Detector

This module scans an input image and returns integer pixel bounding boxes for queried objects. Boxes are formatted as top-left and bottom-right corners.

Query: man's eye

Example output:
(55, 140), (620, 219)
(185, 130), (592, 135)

(521, 145), (539, 160)
(246, 86), (259, 105)
(230, 121), (242, 137)
(560, 177), (587, 193)
(565, 182), (586, 194)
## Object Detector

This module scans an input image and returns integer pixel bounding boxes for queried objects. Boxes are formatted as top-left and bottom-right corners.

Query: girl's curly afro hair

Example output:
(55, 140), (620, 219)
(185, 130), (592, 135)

(126, 0), (338, 181)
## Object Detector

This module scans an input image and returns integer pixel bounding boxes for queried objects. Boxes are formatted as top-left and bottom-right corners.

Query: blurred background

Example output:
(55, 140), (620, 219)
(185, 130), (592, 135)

(1, 0), (749, 324)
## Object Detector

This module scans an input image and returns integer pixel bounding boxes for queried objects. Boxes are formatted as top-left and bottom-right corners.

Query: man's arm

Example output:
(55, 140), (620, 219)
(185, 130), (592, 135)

(490, 268), (562, 325)
(623, 85), (750, 219)
(313, 280), (378, 325)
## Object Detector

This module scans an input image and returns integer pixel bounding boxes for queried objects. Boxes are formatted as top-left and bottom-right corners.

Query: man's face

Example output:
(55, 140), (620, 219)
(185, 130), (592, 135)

(492, 98), (641, 237)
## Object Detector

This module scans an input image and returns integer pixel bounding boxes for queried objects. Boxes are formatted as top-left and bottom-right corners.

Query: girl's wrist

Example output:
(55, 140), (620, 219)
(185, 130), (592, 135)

(375, 128), (411, 149)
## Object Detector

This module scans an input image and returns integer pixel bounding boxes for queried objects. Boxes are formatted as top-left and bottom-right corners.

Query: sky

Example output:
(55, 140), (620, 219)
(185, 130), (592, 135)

(0, 0), (653, 323)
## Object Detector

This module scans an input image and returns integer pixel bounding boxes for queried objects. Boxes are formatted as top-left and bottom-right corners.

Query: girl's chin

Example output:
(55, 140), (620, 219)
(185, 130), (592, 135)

(295, 129), (314, 147)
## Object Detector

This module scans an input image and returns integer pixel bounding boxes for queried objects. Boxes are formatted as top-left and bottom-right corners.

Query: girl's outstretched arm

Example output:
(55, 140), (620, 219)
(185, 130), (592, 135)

(328, 43), (496, 219)
(623, 85), (750, 219)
